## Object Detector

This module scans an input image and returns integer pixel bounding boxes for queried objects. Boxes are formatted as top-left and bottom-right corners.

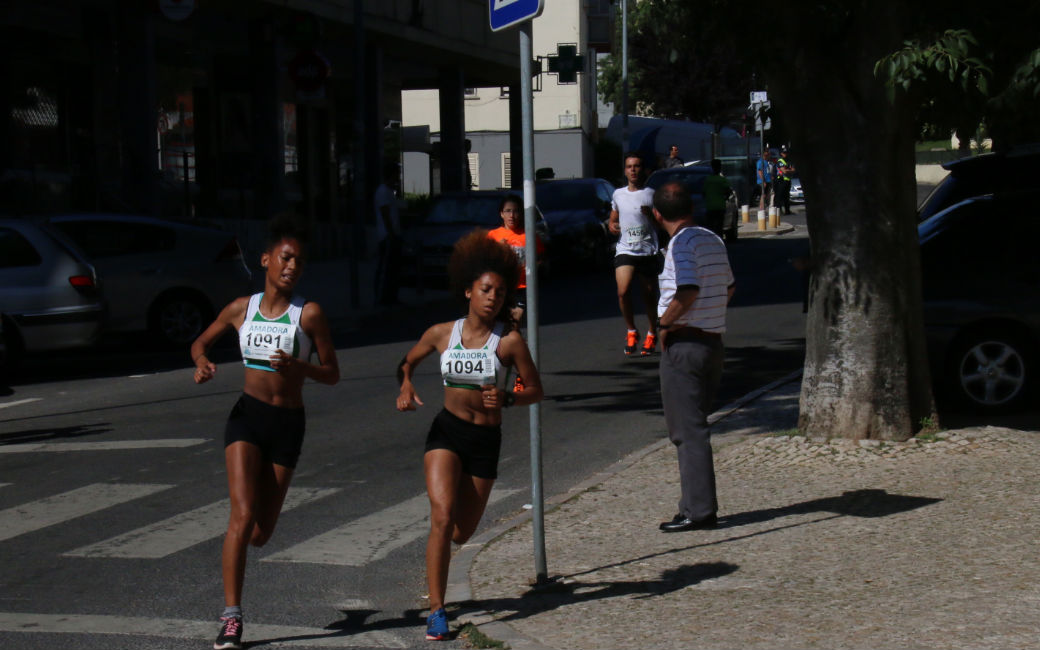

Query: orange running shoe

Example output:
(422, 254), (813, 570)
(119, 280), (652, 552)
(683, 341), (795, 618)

(513, 374), (525, 392)
(624, 330), (639, 356)
(641, 332), (657, 356)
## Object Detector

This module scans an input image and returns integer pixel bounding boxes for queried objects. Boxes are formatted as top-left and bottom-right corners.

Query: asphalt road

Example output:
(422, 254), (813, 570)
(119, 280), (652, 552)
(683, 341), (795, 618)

(5, 213), (1024, 649)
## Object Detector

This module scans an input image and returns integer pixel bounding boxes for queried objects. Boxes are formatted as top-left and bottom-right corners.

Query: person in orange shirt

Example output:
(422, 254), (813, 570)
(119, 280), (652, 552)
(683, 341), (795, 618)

(487, 194), (544, 391)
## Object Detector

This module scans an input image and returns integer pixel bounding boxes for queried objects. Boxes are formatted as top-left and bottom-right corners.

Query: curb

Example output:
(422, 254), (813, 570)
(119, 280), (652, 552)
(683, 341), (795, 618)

(446, 367), (805, 649)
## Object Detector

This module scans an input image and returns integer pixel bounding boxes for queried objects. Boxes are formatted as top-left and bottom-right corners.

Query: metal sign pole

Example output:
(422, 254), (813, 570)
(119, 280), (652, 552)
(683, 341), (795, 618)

(621, 0), (628, 155)
(519, 21), (547, 583)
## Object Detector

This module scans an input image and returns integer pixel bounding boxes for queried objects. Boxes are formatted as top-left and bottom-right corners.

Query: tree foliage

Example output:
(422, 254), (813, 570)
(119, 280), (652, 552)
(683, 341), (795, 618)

(597, 0), (748, 127)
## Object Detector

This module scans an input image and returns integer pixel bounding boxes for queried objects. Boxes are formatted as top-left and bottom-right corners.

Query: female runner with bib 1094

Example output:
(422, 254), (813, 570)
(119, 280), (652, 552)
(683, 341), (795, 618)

(396, 230), (543, 641)
(190, 216), (340, 650)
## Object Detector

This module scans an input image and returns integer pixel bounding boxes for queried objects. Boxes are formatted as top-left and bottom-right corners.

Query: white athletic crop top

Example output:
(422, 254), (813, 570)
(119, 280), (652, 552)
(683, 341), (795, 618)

(239, 293), (312, 372)
(440, 319), (507, 390)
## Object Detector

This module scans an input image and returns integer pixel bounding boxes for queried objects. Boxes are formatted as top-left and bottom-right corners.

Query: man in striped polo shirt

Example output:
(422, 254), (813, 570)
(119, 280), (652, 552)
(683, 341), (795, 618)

(652, 181), (735, 533)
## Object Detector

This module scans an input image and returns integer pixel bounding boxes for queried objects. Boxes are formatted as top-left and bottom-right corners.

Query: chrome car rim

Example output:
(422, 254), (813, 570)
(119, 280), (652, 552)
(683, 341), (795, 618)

(958, 340), (1025, 406)
(160, 301), (203, 344)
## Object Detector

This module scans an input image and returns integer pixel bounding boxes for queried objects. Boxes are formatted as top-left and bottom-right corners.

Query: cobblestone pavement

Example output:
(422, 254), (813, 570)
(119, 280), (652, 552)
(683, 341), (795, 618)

(467, 380), (1040, 649)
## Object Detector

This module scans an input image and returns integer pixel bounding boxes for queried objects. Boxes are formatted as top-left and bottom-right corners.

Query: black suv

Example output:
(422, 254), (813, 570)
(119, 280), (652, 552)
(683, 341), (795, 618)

(919, 190), (1040, 412)
(917, 144), (1040, 222)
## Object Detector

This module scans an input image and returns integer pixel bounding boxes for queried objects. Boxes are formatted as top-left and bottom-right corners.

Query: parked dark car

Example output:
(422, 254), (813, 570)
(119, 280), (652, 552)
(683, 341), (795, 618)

(917, 143), (1040, 222)
(0, 218), (105, 367)
(535, 178), (614, 270)
(48, 214), (251, 345)
(919, 191), (1040, 413)
(646, 165), (740, 242)
(400, 190), (549, 288)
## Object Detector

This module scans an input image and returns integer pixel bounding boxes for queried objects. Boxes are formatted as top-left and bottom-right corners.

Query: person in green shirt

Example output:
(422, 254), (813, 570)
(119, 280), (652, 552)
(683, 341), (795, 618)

(702, 159), (733, 238)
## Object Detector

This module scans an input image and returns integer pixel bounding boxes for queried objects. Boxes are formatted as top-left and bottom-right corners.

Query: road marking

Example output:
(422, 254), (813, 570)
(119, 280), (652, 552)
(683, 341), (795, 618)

(65, 486), (339, 559)
(0, 612), (406, 647)
(0, 398), (42, 409)
(0, 439), (210, 453)
(264, 488), (520, 566)
(0, 483), (173, 543)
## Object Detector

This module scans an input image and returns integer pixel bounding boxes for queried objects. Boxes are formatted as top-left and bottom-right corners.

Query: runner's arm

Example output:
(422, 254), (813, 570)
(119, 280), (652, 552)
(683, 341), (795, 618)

(397, 322), (448, 411)
(190, 296), (248, 384)
(274, 301), (339, 385)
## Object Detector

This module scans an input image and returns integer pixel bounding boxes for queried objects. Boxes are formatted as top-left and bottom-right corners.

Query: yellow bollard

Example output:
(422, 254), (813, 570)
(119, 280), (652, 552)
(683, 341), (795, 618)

(768, 207), (777, 228)
(741, 204), (750, 224)
(757, 210), (767, 231)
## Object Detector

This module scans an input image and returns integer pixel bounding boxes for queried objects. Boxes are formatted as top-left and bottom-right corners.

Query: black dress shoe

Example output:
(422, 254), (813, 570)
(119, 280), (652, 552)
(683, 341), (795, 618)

(659, 513), (718, 532)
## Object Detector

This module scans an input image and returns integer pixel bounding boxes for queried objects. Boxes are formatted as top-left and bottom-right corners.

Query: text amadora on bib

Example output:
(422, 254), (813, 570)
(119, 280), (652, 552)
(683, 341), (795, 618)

(239, 293), (313, 371)
(440, 319), (508, 390)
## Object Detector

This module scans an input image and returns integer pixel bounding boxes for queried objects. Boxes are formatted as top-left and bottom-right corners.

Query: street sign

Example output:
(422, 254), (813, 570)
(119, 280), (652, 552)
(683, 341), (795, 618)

(489, 0), (544, 32)
(546, 44), (586, 84)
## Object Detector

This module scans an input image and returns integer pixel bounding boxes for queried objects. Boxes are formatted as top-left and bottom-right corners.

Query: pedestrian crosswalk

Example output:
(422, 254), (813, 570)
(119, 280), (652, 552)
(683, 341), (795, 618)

(265, 489), (520, 566)
(0, 478), (524, 646)
(2, 480), (519, 562)
(0, 483), (173, 543)
(65, 486), (340, 558)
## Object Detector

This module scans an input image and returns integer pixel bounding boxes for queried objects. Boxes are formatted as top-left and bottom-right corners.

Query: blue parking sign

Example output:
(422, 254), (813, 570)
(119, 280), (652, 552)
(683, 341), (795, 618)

(489, 0), (544, 32)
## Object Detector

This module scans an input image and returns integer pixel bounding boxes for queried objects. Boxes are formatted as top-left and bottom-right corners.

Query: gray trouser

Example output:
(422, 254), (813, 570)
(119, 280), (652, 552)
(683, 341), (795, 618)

(659, 336), (724, 520)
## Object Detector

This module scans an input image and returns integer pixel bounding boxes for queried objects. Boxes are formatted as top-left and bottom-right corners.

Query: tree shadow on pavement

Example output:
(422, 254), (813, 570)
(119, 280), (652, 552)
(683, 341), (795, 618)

(458, 562), (739, 623)
(563, 490), (941, 582)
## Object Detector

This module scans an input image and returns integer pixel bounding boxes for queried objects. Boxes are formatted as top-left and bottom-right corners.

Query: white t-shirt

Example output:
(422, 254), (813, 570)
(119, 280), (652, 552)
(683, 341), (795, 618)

(374, 183), (400, 242)
(611, 186), (658, 256)
(657, 226), (733, 333)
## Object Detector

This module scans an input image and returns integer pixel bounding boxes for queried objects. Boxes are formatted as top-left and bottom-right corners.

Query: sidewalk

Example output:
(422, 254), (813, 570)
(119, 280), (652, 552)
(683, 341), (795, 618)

(454, 375), (1040, 650)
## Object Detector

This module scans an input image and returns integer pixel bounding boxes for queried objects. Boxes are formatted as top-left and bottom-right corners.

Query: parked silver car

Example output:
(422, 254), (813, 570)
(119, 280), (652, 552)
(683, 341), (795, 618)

(0, 219), (105, 364)
(48, 214), (251, 345)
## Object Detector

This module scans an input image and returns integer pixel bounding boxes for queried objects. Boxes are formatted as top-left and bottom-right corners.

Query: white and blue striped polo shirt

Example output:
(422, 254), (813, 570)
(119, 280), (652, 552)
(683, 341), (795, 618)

(657, 226), (734, 333)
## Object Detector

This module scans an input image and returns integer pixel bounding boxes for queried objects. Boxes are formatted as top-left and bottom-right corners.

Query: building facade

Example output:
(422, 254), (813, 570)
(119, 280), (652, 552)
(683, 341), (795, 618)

(2, 0), (520, 265)
(401, 0), (611, 194)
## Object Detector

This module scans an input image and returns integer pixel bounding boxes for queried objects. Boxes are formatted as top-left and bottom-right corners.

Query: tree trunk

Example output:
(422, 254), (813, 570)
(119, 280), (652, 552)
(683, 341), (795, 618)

(769, 5), (937, 440)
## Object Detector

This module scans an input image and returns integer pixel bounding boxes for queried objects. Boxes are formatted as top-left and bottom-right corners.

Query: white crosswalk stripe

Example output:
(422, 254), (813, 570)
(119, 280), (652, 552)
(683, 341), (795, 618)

(264, 488), (520, 566)
(0, 612), (407, 647)
(0, 483), (173, 543)
(0, 438), (210, 454)
(65, 486), (339, 559)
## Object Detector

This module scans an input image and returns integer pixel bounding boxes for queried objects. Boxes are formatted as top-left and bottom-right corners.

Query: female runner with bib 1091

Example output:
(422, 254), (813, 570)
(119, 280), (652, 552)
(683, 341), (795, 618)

(396, 230), (543, 641)
(190, 216), (340, 650)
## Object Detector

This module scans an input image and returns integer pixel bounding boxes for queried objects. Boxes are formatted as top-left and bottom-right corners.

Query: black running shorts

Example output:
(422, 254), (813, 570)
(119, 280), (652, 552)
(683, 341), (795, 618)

(614, 253), (661, 278)
(424, 408), (502, 479)
(224, 393), (306, 468)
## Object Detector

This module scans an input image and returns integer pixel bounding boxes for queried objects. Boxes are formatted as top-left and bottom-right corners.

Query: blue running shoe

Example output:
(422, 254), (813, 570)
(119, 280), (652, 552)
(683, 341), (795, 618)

(425, 608), (449, 641)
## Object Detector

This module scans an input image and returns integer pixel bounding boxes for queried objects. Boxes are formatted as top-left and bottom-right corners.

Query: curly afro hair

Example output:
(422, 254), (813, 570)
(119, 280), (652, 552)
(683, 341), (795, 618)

(265, 213), (309, 253)
(448, 229), (520, 319)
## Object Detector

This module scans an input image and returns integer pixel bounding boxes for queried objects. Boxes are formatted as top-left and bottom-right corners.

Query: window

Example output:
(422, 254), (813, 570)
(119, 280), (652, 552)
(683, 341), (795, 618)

(52, 221), (175, 258)
(0, 228), (42, 268)
(464, 88), (479, 100)
(501, 153), (512, 189)
(467, 153), (480, 189)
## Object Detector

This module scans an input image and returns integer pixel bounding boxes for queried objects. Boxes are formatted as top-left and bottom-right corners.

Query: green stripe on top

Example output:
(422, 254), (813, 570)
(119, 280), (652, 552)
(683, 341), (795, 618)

(251, 310), (292, 324)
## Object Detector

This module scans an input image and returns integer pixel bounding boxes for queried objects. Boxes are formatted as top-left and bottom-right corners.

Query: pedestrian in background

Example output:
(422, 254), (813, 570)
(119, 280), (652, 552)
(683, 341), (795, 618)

(607, 152), (660, 357)
(487, 194), (545, 392)
(395, 230), (543, 641)
(775, 148), (795, 216)
(374, 160), (402, 306)
(756, 149), (772, 212)
(702, 159), (733, 239)
(664, 144), (685, 168)
(651, 182), (735, 533)
(191, 216), (340, 650)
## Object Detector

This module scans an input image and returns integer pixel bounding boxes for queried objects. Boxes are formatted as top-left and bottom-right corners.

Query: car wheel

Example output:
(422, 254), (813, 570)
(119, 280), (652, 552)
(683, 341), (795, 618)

(947, 329), (1032, 413)
(151, 294), (212, 346)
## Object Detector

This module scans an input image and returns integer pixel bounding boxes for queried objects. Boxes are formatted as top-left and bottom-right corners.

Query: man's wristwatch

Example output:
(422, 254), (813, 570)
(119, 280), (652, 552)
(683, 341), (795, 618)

(658, 322), (673, 331)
